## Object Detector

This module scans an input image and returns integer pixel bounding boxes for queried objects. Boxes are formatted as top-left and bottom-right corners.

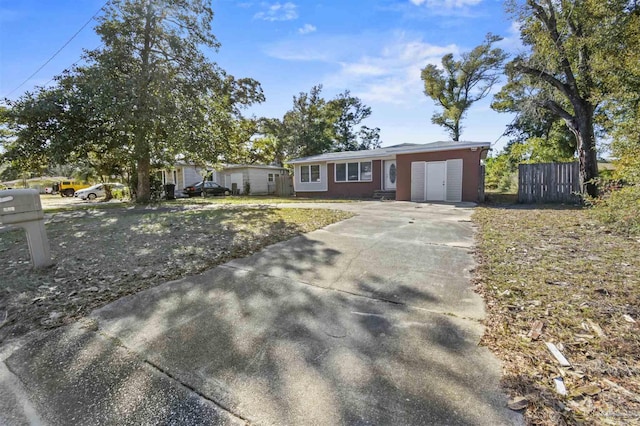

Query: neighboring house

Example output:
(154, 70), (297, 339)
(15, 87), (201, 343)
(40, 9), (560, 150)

(287, 141), (490, 202)
(217, 164), (288, 195)
(158, 162), (210, 196)
(159, 162), (287, 196)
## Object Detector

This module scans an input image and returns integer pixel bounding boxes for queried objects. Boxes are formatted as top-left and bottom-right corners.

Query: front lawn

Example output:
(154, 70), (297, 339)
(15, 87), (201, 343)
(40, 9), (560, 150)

(474, 205), (640, 425)
(0, 204), (353, 344)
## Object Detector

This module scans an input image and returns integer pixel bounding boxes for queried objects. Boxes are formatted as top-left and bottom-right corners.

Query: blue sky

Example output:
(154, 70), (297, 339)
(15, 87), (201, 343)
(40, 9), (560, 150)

(0, 0), (522, 152)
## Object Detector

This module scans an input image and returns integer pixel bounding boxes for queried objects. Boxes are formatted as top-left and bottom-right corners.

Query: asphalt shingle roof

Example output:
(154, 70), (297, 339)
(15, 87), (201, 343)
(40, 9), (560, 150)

(287, 141), (491, 164)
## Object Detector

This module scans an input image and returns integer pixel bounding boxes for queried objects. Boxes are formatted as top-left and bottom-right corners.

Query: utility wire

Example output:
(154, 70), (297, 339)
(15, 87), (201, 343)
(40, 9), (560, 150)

(3, 1), (109, 98)
(492, 112), (520, 148)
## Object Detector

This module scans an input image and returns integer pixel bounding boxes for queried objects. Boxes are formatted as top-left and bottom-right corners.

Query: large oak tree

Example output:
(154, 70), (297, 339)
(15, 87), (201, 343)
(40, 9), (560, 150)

(497, 0), (638, 197)
(2, 0), (263, 202)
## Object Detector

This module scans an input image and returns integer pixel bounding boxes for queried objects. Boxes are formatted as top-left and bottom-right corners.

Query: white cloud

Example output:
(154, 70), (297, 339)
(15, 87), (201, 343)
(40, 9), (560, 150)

(264, 31), (458, 105)
(298, 24), (317, 34)
(254, 2), (298, 21)
(496, 21), (525, 53)
(409, 0), (482, 7)
(327, 36), (458, 104)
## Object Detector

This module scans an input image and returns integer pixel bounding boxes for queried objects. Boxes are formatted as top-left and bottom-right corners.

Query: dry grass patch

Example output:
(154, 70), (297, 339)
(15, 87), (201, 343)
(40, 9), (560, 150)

(474, 206), (640, 425)
(0, 205), (352, 344)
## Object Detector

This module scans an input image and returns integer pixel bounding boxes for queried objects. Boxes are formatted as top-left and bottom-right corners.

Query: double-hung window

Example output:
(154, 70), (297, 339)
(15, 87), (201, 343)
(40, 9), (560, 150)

(300, 165), (320, 183)
(335, 161), (372, 182)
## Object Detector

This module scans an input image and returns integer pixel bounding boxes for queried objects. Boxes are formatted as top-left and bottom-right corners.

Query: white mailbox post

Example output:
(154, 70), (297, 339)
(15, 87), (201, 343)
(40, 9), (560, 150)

(0, 189), (52, 269)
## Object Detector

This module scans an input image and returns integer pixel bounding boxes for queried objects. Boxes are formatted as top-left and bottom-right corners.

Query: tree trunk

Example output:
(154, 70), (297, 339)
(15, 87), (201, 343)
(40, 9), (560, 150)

(133, 3), (154, 204)
(136, 154), (151, 203)
(452, 121), (460, 142)
(571, 103), (599, 198)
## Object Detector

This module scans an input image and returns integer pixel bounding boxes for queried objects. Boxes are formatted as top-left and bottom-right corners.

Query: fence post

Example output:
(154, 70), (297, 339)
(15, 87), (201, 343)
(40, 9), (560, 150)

(518, 162), (580, 203)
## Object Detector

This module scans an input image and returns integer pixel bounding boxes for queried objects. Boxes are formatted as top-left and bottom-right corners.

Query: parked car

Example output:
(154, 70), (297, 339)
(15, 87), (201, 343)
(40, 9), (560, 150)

(201, 181), (231, 197)
(75, 183), (125, 200)
(54, 180), (91, 197)
(183, 182), (204, 197)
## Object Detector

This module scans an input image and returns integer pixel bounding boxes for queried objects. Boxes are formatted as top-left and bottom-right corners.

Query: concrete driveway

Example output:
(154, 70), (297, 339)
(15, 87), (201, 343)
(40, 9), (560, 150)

(2, 201), (522, 425)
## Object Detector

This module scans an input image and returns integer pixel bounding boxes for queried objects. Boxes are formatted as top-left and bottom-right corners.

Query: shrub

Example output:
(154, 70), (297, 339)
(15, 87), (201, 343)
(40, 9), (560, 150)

(589, 184), (640, 236)
(111, 187), (130, 200)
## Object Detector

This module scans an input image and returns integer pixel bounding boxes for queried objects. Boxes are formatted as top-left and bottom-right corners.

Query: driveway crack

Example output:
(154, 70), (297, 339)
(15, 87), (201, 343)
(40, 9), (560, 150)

(95, 328), (252, 425)
(141, 358), (252, 425)
(221, 265), (482, 323)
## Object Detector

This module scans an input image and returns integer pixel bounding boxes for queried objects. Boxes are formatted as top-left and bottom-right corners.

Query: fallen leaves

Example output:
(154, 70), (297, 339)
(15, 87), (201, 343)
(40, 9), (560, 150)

(473, 206), (640, 425)
(508, 396), (529, 411)
(528, 320), (544, 340)
(0, 204), (353, 343)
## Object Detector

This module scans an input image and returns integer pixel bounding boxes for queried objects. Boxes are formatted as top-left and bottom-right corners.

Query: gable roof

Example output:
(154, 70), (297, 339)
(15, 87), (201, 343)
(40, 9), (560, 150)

(287, 141), (491, 164)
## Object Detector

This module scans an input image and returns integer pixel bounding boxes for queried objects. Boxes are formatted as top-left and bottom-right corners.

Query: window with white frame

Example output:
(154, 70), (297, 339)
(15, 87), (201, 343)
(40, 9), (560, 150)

(300, 165), (320, 183)
(335, 161), (372, 182)
(268, 173), (274, 182)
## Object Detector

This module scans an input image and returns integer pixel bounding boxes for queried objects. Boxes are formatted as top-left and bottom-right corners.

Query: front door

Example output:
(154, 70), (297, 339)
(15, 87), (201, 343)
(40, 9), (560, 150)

(384, 160), (397, 190)
(426, 161), (446, 201)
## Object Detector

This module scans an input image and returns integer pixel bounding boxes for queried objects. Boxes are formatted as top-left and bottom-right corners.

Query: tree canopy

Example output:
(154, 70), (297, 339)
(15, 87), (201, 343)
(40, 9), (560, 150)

(421, 34), (507, 141)
(494, 0), (640, 196)
(277, 85), (381, 160)
(2, 0), (264, 202)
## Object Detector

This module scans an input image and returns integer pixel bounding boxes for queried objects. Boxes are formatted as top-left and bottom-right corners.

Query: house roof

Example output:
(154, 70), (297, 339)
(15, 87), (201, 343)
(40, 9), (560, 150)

(222, 164), (286, 171)
(287, 141), (491, 164)
(166, 162), (285, 171)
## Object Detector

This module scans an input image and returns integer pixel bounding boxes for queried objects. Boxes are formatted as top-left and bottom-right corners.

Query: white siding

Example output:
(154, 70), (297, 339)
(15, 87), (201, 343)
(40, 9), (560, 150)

(230, 173), (243, 194)
(183, 167), (204, 187)
(410, 162), (425, 202)
(248, 168), (269, 194)
(294, 163), (328, 192)
(445, 159), (463, 202)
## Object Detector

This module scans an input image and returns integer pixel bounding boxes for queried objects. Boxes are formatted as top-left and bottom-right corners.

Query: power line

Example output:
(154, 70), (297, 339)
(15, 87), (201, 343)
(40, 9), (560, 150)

(492, 112), (520, 148)
(3, 1), (109, 98)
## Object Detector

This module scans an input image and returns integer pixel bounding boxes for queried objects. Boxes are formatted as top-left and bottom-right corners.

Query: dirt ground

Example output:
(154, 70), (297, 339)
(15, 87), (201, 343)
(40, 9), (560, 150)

(0, 198), (352, 345)
(473, 204), (640, 425)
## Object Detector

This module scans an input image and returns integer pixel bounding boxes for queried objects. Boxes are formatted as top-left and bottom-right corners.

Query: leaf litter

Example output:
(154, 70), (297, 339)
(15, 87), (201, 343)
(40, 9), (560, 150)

(0, 203), (352, 345)
(473, 206), (640, 425)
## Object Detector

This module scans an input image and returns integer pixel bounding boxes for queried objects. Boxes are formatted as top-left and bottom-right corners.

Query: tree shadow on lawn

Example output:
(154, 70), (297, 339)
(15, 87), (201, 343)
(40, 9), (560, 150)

(4, 220), (519, 425)
(0, 206), (346, 343)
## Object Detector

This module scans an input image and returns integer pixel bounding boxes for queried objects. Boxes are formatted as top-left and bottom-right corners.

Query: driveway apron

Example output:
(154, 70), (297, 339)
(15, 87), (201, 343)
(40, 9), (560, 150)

(3, 201), (522, 425)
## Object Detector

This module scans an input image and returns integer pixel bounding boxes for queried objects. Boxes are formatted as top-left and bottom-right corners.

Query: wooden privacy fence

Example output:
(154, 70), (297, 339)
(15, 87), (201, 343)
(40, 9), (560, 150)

(275, 175), (293, 196)
(518, 162), (581, 203)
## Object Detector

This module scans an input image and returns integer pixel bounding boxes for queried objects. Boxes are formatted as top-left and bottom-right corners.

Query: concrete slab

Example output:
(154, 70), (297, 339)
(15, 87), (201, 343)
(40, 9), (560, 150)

(228, 202), (483, 319)
(2, 201), (522, 425)
(88, 266), (515, 425)
(5, 321), (244, 426)
(0, 341), (44, 426)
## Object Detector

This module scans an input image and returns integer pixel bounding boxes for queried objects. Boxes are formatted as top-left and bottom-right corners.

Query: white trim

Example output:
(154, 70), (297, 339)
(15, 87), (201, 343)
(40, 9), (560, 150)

(288, 141), (490, 164)
(294, 163), (328, 192)
(333, 160), (373, 183)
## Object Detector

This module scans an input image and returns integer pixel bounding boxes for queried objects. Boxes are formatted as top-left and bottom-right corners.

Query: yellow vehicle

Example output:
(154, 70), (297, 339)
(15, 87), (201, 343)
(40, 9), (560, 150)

(53, 180), (90, 197)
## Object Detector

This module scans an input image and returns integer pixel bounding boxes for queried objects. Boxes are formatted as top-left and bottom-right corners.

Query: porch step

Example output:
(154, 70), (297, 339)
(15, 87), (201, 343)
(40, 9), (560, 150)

(373, 190), (396, 200)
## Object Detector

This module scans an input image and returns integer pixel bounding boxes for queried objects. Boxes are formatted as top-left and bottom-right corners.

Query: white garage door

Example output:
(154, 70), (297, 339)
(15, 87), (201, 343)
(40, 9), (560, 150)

(426, 162), (446, 201)
(410, 159), (463, 202)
